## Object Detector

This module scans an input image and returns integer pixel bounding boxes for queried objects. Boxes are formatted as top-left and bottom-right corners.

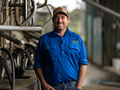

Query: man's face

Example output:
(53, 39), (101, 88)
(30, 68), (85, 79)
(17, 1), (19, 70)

(52, 13), (70, 32)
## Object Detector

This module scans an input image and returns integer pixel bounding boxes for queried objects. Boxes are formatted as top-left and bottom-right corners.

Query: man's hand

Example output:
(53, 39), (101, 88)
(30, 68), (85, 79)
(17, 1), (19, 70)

(42, 83), (55, 90)
(35, 68), (55, 90)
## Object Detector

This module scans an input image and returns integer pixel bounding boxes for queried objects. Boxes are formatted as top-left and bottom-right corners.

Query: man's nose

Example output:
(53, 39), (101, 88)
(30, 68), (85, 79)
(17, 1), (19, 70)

(58, 17), (62, 22)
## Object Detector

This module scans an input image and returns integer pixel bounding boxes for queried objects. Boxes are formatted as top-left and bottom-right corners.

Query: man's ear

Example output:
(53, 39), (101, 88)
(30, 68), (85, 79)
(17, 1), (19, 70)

(68, 17), (70, 23)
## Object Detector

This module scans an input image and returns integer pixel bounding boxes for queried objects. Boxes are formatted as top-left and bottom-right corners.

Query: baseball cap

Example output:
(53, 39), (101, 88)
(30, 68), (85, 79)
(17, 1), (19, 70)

(53, 7), (69, 18)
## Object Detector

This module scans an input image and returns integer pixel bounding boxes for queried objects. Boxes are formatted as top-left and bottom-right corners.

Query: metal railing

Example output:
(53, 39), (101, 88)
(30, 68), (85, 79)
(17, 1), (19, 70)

(0, 0), (53, 90)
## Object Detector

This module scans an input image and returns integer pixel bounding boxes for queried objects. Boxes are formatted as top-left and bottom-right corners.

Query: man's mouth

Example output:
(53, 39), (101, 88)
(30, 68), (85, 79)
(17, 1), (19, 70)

(57, 23), (63, 26)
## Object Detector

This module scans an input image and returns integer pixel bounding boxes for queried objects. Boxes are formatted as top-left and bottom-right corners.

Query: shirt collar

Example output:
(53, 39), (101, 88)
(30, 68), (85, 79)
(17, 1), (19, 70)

(53, 27), (71, 36)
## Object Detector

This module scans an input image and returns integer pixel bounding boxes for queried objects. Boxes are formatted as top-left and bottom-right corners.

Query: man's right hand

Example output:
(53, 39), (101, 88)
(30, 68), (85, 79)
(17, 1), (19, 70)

(42, 83), (55, 90)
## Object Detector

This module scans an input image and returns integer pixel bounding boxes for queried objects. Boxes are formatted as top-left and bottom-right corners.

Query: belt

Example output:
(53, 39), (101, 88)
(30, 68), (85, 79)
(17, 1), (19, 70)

(52, 80), (77, 86)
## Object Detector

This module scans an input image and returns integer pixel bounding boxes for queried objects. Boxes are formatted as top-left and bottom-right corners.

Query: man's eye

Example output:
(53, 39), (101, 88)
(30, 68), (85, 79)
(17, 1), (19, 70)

(55, 17), (59, 19)
(61, 16), (65, 19)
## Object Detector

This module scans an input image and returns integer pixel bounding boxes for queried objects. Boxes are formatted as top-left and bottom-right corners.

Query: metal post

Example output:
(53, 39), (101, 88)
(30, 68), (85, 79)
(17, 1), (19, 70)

(10, 0), (13, 55)
(25, 0), (27, 19)
(1, 0), (8, 25)
(0, 0), (3, 47)
(0, 0), (1, 47)
(20, 0), (37, 26)
(15, 0), (21, 25)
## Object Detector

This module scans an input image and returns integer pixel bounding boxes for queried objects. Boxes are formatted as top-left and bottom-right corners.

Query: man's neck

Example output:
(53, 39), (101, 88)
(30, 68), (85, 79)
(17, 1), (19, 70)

(57, 29), (66, 37)
(55, 28), (67, 37)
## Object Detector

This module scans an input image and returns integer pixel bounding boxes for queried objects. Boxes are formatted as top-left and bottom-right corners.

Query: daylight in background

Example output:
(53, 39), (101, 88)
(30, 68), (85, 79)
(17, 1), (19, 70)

(35, 0), (86, 41)
(35, 0), (83, 12)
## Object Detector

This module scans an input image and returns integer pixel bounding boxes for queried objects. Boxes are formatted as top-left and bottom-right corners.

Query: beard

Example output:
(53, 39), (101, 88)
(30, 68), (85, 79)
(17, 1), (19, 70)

(55, 22), (66, 32)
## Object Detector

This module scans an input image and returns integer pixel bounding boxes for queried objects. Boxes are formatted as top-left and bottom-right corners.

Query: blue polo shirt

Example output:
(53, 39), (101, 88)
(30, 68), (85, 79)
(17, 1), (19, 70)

(34, 27), (88, 85)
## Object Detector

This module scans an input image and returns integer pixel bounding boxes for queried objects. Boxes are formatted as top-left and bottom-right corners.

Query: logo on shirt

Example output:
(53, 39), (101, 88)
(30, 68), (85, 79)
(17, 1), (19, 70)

(72, 39), (79, 44)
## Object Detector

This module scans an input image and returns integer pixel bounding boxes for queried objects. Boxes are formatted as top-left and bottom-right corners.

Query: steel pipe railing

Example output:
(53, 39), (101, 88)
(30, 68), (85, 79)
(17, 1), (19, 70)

(0, 25), (42, 31)
(15, 0), (37, 26)
(0, 56), (12, 89)
(0, 48), (15, 90)
(37, 0), (47, 8)
(42, 4), (53, 28)
(10, 0), (14, 52)
(15, 0), (21, 26)
(0, 31), (23, 45)
(25, 0), (28, 19)
(82, 0), (120, 19)
(20, 0), (37, 26)
(15, 0), (40, 40)
(0, 0), (52, 32)
(22, 31), (40, 40)
(29, 31), (41, 37)
(9, 3), (24, 7)
(1, 0), (9, 25)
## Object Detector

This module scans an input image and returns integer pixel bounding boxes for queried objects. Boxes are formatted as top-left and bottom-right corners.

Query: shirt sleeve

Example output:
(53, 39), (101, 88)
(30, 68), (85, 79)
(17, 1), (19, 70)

(79, 39), (88, 65)
(34, 37), (43, 69)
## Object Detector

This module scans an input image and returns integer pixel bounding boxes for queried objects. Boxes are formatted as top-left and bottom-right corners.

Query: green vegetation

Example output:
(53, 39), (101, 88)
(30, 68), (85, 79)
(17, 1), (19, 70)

(68, 9), (81, 35)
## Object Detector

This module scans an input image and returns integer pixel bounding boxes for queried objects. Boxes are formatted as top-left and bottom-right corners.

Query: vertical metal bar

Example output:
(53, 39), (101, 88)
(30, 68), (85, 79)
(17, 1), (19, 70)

(0, 0), (3, 47)
(10, 0), (13, 53)
(1, 0), (8, 25)
(117, 0), (120, 41)
(0, 0), (1, 23)
(25, 0), (27, 19)
(15, 0), (21, 25)
(0, 0), (1, 47)
(27, 0), (30, 25)
(20, 0), (37, 26)
(22, 0), (25, 24)
(1, 0), (9, 48)
(10, 1), (15, 90)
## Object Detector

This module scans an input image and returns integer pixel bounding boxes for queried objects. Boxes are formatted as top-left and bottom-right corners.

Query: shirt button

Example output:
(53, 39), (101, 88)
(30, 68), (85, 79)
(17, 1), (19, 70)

(62, 44), (63, 46)
(62, 52), (64, 53)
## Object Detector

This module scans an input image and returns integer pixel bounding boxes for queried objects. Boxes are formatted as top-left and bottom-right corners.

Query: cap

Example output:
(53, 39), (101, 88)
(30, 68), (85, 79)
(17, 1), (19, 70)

(53, 7), (69, 18)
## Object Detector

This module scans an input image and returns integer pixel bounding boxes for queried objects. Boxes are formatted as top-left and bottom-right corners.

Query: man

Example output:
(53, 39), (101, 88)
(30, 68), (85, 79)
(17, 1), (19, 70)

(34, 7), (88, 90)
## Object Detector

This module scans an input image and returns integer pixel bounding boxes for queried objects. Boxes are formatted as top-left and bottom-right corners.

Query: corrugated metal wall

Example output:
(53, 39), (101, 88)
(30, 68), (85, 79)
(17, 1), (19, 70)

(85, 0), (98, 64)
(85, 0), (120, 66)
(102, 0), (120, 66)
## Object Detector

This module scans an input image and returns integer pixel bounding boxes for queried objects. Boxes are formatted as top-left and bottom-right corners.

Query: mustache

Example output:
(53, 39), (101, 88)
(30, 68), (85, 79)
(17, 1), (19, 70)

(57, 22), (63, 24)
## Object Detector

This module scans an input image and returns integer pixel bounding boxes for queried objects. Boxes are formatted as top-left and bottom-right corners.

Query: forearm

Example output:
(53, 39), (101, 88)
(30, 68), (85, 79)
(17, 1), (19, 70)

(76, 64), (87, 89)
(35, 68), (47, 85)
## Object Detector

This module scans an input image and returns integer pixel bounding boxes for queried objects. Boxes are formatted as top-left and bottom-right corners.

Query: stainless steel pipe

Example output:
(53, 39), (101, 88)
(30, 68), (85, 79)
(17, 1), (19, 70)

(1, 0), (8, 25)
(37, 0), (47, 8)
(83, 0), (120, 19)
(20, 0), (37, 26)
(0, 25), (42, 31)
(0, 32), (22, 45)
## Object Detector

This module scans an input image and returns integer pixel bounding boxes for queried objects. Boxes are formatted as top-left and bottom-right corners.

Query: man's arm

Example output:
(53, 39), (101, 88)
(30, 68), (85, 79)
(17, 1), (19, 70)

(76, 64), (87, 89)
(35, 68), (55, 90)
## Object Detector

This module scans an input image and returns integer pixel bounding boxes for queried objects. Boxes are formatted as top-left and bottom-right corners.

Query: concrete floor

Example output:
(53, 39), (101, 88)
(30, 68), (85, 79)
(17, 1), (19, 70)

(0, 62), (120, 90)
(0, 68), (37, 90)
(82, 62), (120, 90)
